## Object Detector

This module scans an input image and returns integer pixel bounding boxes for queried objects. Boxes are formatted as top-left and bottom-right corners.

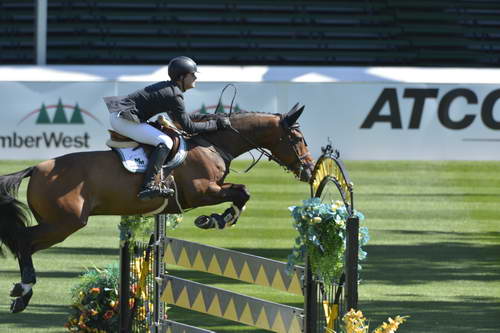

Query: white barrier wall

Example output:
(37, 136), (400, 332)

(1, 67), (499, 160)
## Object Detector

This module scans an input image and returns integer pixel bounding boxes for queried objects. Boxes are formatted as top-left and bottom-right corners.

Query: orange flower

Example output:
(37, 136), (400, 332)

(90, 287), (100, 294)
(103, 310), (114, 320)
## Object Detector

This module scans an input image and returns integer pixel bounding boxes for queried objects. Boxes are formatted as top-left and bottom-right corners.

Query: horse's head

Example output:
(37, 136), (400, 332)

(269, 104), (315, 182)
(198, 106), (314, 182)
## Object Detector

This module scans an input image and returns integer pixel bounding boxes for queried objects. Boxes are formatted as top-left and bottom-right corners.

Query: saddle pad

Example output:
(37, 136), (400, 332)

(114, 147), (149, 173)
(113, 137), (188, 174)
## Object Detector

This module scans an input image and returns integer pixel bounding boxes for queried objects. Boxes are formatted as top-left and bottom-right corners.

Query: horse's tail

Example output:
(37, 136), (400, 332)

(0, 167), (34, 258)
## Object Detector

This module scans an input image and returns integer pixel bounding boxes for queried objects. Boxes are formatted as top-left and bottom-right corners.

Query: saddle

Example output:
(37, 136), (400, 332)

(106, 116), (188, 174)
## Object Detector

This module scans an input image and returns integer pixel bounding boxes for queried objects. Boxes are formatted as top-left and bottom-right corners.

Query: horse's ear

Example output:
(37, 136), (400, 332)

(283, 104), (305, 127)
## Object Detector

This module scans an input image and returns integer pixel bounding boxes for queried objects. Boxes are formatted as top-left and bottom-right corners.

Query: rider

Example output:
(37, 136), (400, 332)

(105, 56), (231, 201)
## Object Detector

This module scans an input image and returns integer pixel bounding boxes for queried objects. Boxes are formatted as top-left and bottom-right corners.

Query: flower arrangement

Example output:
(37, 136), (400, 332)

(340, 309), (409, 333)
(65, 260), (153, 332)
(287, 197), (369, 283)
(66, 214), (179, 332)
(65, 264), (120, 332)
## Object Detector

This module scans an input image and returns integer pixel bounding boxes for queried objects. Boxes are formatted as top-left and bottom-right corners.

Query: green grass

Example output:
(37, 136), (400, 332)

(0, 160), (499, 332)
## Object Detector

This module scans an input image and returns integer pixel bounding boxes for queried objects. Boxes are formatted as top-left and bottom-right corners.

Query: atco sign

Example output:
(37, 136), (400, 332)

(361, 88), (500, 130)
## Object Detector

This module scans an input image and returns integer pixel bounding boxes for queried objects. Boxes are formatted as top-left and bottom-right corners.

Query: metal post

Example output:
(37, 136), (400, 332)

(35, 0), (47, 65)
(119, 237), (131, 333)
(153, 215), (165, 332)
(304, 258), (317, 332)
(345, 216), (359, 311)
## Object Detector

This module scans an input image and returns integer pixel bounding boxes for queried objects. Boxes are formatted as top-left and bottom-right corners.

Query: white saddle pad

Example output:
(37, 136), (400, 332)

(113, 137), (188, 173)
(115, 147), (149, 173)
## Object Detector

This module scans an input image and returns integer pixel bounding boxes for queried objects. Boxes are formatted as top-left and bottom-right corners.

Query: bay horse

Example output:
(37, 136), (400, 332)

(0, 104), (314, 313)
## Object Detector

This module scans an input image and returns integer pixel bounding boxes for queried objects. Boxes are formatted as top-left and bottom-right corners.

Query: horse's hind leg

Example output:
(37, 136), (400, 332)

(9, 243), (36, 313)
(9, 207), (89, 313)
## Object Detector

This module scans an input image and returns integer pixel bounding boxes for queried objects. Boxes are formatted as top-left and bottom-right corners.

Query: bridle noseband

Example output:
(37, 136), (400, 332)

(277, 119), (314, 179)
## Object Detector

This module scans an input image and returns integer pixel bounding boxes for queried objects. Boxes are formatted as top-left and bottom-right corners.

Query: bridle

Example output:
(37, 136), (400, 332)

(276, 119), (315, 179)
(227, 115), (313, 179)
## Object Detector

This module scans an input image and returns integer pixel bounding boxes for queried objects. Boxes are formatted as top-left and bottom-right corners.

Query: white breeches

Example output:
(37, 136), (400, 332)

(109, 112), (173, 149)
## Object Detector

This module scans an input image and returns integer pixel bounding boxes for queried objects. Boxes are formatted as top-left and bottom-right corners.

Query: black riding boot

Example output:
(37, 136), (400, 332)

(138, 143), (175, 201)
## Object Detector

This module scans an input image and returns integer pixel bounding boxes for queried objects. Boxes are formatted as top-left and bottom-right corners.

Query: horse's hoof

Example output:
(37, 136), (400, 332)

(222, 207), (239, 227)
(10, 289), (33, 313)
(194, 215), (216, 229)
(10, 283), (24, 297)
(210, 213), (227, 229)
(194, 214), (226, 229)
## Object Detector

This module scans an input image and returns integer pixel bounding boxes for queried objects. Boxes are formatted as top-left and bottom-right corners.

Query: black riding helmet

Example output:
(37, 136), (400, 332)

(168, 56), (198, 81)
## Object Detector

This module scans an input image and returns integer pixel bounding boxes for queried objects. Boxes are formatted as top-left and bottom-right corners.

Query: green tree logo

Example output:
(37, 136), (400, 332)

(36, 103), (51, 124)
(35, 99), (86, 124)
(18, 99), (102, 126)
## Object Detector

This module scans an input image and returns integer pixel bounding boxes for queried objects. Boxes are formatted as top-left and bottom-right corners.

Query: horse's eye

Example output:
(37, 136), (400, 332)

(290, 134), (303, 144)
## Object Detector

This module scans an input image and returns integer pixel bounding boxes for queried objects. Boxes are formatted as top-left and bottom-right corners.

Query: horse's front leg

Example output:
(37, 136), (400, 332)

(218, 183), (250, 227)
(194, 183), (250, 230)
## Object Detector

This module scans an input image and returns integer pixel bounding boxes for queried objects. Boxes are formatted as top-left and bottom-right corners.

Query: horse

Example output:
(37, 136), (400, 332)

(0, 104), (315, 313)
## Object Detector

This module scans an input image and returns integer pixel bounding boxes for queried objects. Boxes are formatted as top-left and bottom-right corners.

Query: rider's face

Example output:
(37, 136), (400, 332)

(182, 73), (197, 91)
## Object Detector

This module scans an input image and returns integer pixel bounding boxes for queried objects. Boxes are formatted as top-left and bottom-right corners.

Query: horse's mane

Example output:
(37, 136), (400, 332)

(189, 111), (280, 122)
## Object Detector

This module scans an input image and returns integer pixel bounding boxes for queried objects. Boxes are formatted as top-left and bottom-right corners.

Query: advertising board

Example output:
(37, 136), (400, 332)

(1, 80), (499, 160)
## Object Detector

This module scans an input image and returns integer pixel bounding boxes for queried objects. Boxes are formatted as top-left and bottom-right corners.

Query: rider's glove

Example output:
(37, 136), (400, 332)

(216, 117), (231, 130)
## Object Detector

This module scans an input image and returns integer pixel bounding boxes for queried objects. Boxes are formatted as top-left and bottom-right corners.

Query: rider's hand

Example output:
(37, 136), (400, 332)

(217, 117), (231, 130)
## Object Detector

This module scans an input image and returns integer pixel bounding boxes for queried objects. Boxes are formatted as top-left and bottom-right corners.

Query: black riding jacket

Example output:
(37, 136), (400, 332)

(126, 81), (218, 134)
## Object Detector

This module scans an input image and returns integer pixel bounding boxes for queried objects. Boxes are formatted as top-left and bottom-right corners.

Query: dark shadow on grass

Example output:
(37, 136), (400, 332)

(0, 270), (81, 279)
(0, 304), (69, 328)
(44, 246), (119, 256)
(363, 242), (500, 285)
(359, 192), (500, 198)
(384, 230), (500, 243)
(360, 299), (500, 333)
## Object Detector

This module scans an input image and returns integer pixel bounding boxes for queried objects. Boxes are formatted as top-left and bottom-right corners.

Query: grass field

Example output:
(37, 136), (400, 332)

(0, 159), (499, 332)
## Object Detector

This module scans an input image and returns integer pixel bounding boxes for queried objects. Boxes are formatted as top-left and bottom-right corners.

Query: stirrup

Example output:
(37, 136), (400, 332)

(138, 187), (174, 201)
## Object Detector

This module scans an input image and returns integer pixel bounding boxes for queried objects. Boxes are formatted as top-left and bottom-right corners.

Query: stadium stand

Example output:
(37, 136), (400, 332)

(2, 0), (500, 66)
(0, 0), (35, 64)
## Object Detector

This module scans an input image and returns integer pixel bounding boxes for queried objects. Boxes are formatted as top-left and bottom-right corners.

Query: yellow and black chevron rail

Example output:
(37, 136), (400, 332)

(163, 237), (304, 295)
(160, 275), (303, 333)
(162, 319), (216, 333)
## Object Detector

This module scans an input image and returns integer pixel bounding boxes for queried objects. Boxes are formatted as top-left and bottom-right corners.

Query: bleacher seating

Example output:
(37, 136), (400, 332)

(0, 0), (35, 64)
(2, 0), (500, 66)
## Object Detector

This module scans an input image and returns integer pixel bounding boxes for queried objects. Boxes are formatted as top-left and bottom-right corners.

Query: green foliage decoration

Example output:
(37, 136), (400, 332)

(119, 214), (182, 245)
(287, 197), (369, 283)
